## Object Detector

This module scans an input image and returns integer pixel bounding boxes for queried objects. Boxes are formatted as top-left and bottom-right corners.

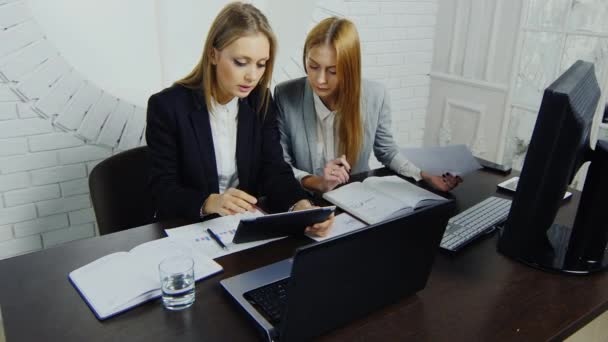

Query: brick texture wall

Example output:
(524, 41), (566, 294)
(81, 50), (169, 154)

(0, 0), (438, 260)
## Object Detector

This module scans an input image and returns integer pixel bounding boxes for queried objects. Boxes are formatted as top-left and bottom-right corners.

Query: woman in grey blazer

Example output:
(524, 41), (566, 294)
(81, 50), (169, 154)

(275, 17), (461, 193)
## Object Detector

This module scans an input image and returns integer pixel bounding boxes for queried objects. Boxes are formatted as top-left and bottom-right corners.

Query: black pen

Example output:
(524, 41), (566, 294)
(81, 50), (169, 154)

(207, 228), (228, 250)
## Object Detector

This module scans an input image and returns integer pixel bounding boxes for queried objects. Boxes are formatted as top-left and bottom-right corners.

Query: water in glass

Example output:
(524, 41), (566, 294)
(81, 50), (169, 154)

(159, 255), (195, 310)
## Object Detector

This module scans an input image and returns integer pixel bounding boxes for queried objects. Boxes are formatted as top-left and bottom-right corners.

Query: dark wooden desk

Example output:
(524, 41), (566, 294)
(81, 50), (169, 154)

(1, 169), (607, 341)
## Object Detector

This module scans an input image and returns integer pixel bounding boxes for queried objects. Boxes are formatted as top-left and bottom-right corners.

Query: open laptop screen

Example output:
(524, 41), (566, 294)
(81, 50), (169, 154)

(222, 200), (454, 341)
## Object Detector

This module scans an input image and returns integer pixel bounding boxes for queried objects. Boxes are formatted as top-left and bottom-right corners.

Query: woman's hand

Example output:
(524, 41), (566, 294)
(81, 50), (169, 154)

(420, 171), (462, 192)
(291, 199), (335, 237)
(202, 188), (258, 216)
(302, 155), (351, 193)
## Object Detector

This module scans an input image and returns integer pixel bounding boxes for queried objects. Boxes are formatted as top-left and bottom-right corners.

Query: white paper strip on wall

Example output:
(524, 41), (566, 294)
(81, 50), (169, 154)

(15, 56), (70, 101)
(96, 100), (134, 148)
(55, 82), (102, 131)
(76, 92), (118, 142)
(0, 0), (21, 6)
(117, 106), (146, 151)
(139, 124), (147, 146)
(0, 20), (43, 58)
(0, 102), (18, 120)
(0, 2), (30, 30)
(35, 70), (84, 118)
(0, 40), (56, 82)
(0, 85), (19, 101)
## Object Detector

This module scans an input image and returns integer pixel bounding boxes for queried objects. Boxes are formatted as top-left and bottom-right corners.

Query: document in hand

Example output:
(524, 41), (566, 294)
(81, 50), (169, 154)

(401, 144), (481, 176)
(68, 237), (223, 320)
(322, 176), (447, 225)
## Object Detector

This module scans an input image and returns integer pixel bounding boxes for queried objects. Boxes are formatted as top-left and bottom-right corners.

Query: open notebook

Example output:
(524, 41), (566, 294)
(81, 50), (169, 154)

(69, 237), (222, 320)
(323, 175), (447, 224)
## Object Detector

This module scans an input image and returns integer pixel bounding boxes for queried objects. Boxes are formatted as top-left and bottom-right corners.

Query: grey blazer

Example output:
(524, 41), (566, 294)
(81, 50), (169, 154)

(275, 77), (420, 180)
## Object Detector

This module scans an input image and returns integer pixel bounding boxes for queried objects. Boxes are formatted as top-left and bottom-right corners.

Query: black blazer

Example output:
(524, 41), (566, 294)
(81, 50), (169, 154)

(146, 84), (307, 220)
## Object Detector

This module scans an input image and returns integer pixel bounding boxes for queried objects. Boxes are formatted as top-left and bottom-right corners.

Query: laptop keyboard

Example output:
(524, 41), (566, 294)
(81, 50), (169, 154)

(244, 278), (290, 324)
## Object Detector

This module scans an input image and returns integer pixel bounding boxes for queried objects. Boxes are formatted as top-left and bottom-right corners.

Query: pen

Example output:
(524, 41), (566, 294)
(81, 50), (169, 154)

(207, 228), (228, 250)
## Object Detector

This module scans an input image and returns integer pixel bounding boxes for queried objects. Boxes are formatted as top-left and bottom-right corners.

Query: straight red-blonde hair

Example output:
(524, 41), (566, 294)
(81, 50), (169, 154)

(303, 17), (362, 166)
(175, 2), (276, 114)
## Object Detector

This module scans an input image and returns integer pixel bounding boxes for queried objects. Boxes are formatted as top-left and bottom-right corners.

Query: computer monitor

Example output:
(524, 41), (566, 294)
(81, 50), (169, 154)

(497, 60), (608, 274)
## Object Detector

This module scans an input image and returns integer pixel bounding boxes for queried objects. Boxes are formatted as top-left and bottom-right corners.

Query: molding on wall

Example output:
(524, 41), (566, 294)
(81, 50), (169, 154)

(439, 98), (487, 156)
(448, 0), (467, 75)
(494, 0), (526, 164)
(484, 0), (502, 82)
(430, 71), (508, 92)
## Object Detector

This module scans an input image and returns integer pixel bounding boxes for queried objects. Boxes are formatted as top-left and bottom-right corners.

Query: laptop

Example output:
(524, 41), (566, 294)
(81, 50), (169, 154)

(220, 200), (454, 341)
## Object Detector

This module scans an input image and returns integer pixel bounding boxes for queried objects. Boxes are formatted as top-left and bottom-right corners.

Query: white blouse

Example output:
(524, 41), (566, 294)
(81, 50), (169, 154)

(209, 97), (239, 193)
(313, 93), (338, 175)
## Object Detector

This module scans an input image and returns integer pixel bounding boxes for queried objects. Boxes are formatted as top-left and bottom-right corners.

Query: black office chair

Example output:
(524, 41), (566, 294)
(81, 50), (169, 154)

(89, 146), (157, 235)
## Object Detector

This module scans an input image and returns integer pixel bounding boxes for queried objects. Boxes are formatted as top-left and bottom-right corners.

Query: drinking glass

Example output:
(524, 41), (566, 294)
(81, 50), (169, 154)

(158, 255), (195, 310)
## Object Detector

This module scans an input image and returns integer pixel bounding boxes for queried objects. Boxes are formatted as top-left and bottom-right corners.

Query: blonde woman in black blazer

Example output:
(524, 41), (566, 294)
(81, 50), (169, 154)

(146, 2), (333, 236)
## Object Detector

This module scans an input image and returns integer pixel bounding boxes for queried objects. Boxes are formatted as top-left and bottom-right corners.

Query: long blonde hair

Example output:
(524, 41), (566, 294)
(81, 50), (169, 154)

(176, 2), (277, 114)
(303, 17), (362, 166)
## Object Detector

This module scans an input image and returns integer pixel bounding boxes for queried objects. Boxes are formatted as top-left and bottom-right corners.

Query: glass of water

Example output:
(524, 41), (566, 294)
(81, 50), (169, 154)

(158, 255), (195, 310)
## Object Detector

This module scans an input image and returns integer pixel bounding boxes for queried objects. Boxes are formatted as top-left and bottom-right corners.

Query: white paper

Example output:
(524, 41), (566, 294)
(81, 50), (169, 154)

(401, 144), (481, 176)
(69, 237), (222, 319)
(323, 176), (447, 225)
(323, 182), (404, 224)
(307, 213), (367, 242)
(164, 210), (285, 259)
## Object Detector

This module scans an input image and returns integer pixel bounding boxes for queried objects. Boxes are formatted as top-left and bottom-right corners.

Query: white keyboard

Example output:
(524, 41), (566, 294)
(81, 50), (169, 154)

(440, 196), (512, 252)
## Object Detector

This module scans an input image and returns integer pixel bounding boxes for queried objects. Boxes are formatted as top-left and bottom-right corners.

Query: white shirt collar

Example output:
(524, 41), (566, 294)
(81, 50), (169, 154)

(210, 96), (239, 120)
(313, 93), (334, 121)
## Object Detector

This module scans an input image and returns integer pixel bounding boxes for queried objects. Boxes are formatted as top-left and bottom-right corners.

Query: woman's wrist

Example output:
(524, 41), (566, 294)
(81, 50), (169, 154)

(301, 175), (325, 192)
(289, 198), (315, 212)
(201, 194), (219, 216)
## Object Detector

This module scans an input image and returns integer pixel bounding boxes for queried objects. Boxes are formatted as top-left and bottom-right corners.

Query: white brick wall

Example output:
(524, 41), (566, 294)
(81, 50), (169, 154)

(0, 172), (29, 192)
(0, 225), (13, 242)
(68, 208), (95, 225)
(28, 133), (83, 152)
(0, 0), (438, 260)
(4, 184), (60, 207)
(60, 178), (89, 197)
(0, 235), (42, 259)
(36, 194), (90, 217)
(14, 214), (69, 237)
(0, 204), (36, 226)
(338, 0), (437, 150)
(0, 150), (58, 174)
(30, 164), (87, 186)
(0, 137), (28, 156)
(42, 223), (95, 247)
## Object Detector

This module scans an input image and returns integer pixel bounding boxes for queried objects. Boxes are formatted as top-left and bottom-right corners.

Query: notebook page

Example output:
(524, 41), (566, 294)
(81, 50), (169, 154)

(362, 176), (446, 208)
(323, 182), (404, 224)
(69, 252), (154, 318)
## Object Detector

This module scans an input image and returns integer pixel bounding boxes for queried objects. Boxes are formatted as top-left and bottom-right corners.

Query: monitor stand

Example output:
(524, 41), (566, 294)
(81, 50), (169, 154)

(501, 140), (608, 275)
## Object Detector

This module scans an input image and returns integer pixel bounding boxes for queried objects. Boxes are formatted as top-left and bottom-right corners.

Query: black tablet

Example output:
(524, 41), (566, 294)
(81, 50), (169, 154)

(232, 206), (336, 244)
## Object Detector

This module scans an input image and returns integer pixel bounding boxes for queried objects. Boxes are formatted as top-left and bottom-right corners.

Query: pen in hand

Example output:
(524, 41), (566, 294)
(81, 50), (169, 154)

(207, 228), (229, 250)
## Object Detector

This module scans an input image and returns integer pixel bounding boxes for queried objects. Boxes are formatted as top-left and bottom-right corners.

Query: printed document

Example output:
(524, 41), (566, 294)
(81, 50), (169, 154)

(165, 210), (284, 259)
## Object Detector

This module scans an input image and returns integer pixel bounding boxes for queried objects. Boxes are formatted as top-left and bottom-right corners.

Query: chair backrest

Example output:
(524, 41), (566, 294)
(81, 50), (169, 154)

(89, 146), (156, 235)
